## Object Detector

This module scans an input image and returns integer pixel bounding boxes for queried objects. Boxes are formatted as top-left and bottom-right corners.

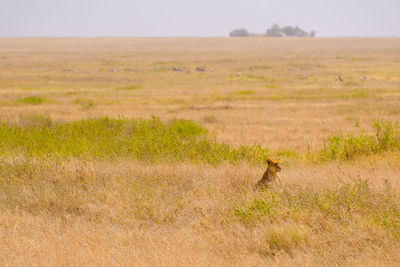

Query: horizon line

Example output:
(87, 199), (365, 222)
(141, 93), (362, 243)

(0, 35), (399, 38)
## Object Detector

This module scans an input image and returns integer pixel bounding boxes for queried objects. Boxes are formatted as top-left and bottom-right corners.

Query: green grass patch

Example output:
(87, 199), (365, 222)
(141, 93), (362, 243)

(116, 85), (143, 90)
(212, 95), (233, 101)
(234, 90), (255, 95)
(17, 96), (46, 105)
(235, 180), (400, 240)
(73, 98), (85, 104)
(331, 91), (375, 99)
(269, 90), (375, 101)
(0, 116), (269, 164)
(21, 86), (40, 91)
(320, 120), (400, 160)
(265, 83), (278, 89)
(274, 149), (300, 159)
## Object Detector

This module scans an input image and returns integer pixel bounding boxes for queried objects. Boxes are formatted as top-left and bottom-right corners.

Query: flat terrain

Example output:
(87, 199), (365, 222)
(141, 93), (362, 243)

(1, 38), (400, 266)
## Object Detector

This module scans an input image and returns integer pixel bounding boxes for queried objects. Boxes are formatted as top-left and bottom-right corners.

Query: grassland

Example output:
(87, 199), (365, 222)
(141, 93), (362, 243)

(1, 37), (400, 266)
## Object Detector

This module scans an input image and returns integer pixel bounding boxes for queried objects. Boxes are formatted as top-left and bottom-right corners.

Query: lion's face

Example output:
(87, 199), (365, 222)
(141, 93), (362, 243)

(267, 158), (282, 172)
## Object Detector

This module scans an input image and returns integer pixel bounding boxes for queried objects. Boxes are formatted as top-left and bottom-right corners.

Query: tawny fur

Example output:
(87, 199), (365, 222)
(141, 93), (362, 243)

(257, 158), (282, 188)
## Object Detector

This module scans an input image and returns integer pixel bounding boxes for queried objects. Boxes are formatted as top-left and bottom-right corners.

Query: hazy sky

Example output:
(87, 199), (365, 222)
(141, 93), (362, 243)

(0, 0), (399, 37)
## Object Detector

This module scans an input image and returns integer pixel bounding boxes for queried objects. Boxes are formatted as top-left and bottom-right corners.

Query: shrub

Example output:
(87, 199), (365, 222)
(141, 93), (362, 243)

(229, 29), (250, 37)
(265, 24), (312, 37)
(320, 120), (400, 160)
(0, 116), (269, 164)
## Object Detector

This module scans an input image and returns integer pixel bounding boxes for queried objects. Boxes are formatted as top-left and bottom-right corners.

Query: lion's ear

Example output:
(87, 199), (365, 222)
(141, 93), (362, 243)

(266, 158), (272, 164)
(277, 158), (282, 164)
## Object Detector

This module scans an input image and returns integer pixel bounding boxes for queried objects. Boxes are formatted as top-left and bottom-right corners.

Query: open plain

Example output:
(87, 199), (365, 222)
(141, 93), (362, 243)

(1, 38), (400, 266)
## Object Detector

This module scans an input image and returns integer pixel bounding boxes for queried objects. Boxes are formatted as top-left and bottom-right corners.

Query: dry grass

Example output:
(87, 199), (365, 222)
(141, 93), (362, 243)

(1, 159), (400, 266)
(1, 37), (400, 266)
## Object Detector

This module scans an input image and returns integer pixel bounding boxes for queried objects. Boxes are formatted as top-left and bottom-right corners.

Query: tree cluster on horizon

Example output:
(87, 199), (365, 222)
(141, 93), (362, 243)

(229, 24), (316, 37)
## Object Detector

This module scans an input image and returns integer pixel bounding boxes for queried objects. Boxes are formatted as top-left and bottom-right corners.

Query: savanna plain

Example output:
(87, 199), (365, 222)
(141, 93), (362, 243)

(1, 38), (400, 266)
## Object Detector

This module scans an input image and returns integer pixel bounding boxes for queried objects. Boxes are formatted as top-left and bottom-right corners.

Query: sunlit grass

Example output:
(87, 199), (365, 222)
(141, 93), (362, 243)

(235, 180), (400, 240)
(0, 116), (269, 164)
(234, 90), (255, 95)
(116, 85), (143, 90)
(17, 96), (46, 105)
(320, 120), (400, 160)
(1, 38), (400, 266)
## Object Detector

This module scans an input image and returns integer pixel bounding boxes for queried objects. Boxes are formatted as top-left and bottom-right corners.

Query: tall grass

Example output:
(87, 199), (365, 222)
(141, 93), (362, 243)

(235, 180), (400, 240)
(320, 120), (400, 160)
(0, 116), (269, 164)
(3, 117), (398, 163)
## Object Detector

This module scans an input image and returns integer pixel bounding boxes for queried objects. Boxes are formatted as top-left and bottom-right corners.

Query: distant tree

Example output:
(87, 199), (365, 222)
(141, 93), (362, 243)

(282, 26), (297, 36)
(271, 23), (280, 31)
(265, 24), (284, 37)
(265, 24), (313, 37)
(229, 29), (250, 37)
(230, 25), (315, 38)
(283, 26), (309, 37)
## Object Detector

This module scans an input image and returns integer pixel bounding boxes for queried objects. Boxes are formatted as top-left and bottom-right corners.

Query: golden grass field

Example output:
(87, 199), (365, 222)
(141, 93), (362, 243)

(1, 37), (400, 266)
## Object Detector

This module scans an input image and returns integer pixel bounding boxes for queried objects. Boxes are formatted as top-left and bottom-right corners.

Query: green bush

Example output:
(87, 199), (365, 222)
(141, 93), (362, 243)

(320, 120), (400, 160)
(0, 116), (269, 164)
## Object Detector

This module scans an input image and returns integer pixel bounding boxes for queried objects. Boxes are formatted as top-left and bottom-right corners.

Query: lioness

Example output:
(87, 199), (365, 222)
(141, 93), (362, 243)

(257, 158), (282, 188)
